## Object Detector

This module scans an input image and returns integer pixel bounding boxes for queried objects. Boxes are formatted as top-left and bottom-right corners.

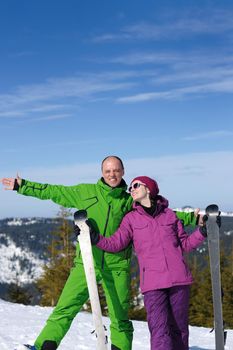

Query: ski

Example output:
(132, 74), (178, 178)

(206, 204), (225, 349)
(74, 210), (107, 350)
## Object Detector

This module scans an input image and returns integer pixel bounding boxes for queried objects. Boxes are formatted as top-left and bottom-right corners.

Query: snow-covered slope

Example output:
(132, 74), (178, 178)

(0, 299), (232, 350)
(0, 217), (61, 289)
(0, 234), (44, 284)
(174, 207), (233, 216)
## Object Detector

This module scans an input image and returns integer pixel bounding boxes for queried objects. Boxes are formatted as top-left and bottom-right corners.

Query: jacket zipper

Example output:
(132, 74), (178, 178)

(101, 204), (111, 269)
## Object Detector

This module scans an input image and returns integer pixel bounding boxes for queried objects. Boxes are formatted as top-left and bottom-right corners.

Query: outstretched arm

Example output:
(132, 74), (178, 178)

(175, 208), (202, 227)
(74, 216), (133, 252)
(177, 219), (206, 253)
(1, 175), (83, 209)
(1, 174), (22, 190)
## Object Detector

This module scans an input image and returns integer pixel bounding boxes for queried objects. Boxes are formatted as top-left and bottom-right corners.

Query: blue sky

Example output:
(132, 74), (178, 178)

(1, 0), (233, 218)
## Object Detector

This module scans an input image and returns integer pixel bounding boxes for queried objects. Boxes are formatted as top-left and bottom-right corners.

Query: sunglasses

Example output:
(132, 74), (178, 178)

(128, 182), (146, 193)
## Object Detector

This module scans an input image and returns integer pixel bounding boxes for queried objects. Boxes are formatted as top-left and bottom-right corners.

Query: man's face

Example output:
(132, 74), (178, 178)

(102, 157), (124, 187)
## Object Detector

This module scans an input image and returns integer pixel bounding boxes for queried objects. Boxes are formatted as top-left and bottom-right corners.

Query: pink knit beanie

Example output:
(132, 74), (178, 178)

(130, 176), (159, 198)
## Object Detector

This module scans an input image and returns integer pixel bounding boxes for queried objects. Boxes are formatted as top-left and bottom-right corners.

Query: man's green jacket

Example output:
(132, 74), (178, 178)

(18, 178), (197, 271)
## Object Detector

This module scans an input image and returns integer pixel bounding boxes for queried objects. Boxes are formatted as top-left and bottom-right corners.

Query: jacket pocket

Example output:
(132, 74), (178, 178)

(133, 223), (150, 253)
(160, 222), (179, 246)
(83, 196), (98, 210)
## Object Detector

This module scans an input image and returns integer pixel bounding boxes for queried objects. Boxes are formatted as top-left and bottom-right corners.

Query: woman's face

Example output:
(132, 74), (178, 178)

(129, 181), (149, 202)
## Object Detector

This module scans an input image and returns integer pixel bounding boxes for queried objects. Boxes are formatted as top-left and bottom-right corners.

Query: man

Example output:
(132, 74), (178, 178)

(1, 156), (199, 350)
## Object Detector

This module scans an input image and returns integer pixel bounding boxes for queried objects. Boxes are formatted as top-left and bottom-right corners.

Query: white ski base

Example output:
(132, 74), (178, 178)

(74, 211), (107, 350)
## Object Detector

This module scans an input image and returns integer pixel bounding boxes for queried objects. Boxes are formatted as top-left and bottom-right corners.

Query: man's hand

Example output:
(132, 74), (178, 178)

(1, 174), (22, 190)
(74, 220), (100, 245)
(74, 223), (81, 238)
(194, 208), (204, 225)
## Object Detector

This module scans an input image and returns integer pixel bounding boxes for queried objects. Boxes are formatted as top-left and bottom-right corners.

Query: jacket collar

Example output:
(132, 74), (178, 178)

(97, 178), (128, 198)
(133, 195), (169, 216)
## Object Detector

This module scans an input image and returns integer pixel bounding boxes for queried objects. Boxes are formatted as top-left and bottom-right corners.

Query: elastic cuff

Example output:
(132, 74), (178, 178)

(196, 214), (200, 225)
(92, 233), (100, 245)
(13, 179), (19, 191)
(199, 226), (207, 237)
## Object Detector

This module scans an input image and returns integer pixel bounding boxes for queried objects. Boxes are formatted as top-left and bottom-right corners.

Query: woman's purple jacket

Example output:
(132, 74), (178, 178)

(97, 196), (205, 293)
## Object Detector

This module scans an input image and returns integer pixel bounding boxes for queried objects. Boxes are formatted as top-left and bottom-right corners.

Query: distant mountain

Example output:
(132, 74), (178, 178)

(0, 215), (232, 303)
(0, 217), (74, 302)
(174, 207), (233, 217)
(174, 207), (233, 262)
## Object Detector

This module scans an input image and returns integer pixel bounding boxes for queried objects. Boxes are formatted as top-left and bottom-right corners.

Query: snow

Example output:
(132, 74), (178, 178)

(0, 299), (232, 350)
(7, 219), (24, 226)
(174, 208), (233, 217)
(5, 218), (39, 226)
(0, 235), (44, 284)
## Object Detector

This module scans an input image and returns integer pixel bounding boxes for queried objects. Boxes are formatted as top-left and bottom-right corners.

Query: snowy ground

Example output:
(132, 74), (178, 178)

(0, 299), (232, 349)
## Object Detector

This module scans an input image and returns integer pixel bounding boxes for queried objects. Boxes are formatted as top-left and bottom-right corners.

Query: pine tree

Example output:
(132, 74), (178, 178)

(189, 255), (214, 327)
(36, 207), (75, 306)
(97, 283), (108, 316)
(129, 253), (146, 321)
(221, 243), (233, 328)
(6, 270), (32, 305)
(189, 246), (233, 328)
(7, 283), (32, 305)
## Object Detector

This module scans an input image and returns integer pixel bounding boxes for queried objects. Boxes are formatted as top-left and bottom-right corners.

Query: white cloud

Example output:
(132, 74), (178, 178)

(116, 78), (233, 103)
(109, 52), (180, 65)
(183, 131), (233, 141)
(92, 9), (233, 43)
(0, 74), (136, 121)
(9, 51), (36, 58)
(16, 114), (72, 123)
(0, 104), (67, 118)
(1, 151), (232, 218)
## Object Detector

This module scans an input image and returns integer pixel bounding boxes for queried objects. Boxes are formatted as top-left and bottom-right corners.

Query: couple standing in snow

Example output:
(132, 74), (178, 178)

(1, 155), (208, 350)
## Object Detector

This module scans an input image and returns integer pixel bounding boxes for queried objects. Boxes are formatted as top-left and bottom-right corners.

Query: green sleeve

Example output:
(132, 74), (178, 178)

(17, 179), (82, 208)
(174, 210), (197, 227)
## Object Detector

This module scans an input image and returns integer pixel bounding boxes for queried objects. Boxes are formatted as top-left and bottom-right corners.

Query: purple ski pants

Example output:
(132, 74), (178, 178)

(144, 285), (190, 350)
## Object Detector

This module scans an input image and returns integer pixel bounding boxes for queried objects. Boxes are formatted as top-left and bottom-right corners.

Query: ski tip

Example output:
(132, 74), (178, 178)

(74, 209), (88, 222)
(205, 204), (219, 216)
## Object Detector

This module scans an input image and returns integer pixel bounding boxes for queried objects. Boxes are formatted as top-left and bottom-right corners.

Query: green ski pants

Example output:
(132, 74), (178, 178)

(35, 263), (134, 350)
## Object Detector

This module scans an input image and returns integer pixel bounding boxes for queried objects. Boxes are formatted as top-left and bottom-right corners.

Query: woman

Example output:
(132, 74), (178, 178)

(77, 176), (207, 350)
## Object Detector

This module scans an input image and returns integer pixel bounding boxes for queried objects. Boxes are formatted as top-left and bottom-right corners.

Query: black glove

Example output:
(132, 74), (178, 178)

(199, 215), (208, 237)
(216, 214), (221, 228)
(74, 220), (100, 245)
(86, 220), (100, 245)
(199, 214), (221, 237)
(74, 223), (81, 239)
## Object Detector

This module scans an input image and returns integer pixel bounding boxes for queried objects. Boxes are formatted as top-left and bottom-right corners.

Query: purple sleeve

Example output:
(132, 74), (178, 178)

(96, 216), (133, 252)
(177, 219), (206, 252)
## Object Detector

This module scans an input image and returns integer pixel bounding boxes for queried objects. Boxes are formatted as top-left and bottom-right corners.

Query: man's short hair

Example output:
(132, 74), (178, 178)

(101, 156), (124, 170)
